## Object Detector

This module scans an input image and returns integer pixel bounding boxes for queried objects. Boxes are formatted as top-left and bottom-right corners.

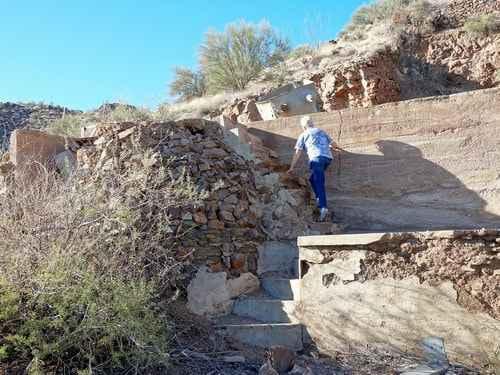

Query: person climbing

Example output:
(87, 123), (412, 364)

(287, 115), (337, 221)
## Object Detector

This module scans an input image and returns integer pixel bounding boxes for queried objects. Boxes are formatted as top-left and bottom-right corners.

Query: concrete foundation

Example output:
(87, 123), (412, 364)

(248, 87), (500, 231)
(297, 230), (500, 368)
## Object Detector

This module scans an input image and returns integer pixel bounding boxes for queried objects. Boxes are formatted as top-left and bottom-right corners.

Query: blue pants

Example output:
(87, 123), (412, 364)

(309, 156), (332, 209)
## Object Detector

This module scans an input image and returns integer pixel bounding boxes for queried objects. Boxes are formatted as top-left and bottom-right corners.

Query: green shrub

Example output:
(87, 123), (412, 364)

(0, 146), (207, 373)
(169, 67), (207, 101)
(100, 104), (152, 123)
(1, 272), (168, 373)
(200, 20), (290, 92)
(339, 0), (434, 41)
(464, 14), (500, 36)
(47, 114), (88, 136)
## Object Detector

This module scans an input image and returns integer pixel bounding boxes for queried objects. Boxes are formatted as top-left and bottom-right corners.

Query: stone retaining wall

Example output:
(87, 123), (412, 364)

(297, 230), (500, 368)
(247, 87), (500, 231)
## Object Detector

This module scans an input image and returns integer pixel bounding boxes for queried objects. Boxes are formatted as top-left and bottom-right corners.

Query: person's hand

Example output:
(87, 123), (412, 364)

(287, 168), (294, 175)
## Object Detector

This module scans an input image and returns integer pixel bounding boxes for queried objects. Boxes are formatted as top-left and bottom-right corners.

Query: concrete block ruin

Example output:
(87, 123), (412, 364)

(297, 230), (500, 368)
(255, 82), (320, 120)
(3, 129), (92, 180)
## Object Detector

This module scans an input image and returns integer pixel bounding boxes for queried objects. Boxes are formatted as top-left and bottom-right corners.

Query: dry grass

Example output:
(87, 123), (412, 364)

(158, 83), (268, 120)
(0, 149), (206, 373)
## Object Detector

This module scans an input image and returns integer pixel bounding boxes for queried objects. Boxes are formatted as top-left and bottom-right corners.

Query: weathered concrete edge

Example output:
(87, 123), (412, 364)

(297, 228), (500, 247)
(250, 86), (500, 128)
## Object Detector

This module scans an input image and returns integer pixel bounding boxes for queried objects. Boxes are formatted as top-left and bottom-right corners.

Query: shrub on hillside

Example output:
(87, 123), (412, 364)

(199, 20), (290, 92)
(47, 113), (88, 136)
(100, 104), (153, 123)
(289, 44), (316, 59)
(0, 149), (206, 373)
(339, 0), (435, 41)
(464, 14), (500, 36)
(169, 67), (207, 101)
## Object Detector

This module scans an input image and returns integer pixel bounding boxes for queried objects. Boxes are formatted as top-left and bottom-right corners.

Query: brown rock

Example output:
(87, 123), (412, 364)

(230, 254), (246, 271)
(219, 209), (235, 222)
(208, 219), (225, 230)
(193, 210), (208, 224)
(270, 346), (296, 373)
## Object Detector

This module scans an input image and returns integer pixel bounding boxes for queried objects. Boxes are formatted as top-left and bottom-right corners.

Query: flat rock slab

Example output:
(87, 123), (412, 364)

(258, 241), (299, 277)
(218, 323), (304, 351)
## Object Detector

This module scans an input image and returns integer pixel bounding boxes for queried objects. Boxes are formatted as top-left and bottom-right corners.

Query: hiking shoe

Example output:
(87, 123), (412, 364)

(319, 208), (329, 222)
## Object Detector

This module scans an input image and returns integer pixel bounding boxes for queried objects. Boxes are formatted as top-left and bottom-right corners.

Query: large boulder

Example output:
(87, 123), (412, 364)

(187, 267), (260, 317)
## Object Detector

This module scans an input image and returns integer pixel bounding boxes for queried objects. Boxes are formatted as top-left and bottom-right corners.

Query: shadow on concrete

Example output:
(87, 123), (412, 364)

(247, 128), (500, 232)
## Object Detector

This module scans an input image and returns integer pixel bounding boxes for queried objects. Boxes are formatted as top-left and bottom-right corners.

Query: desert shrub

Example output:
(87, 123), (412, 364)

(169, 67), (207, 101)
(1, 273), (168, 373)
(289, 44), (316, 59)
(464, 14), (500, 36)
(263, 62), (291, 86)
(100, 104), (153, 123)
(47, 114), (89, 136)
(0, 147), (206, 373)
(340, 0), (434, 41)
(200, 20), (290, 92)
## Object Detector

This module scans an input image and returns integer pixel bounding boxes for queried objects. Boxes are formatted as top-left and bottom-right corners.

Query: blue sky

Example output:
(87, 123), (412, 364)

(0, 0), (367, 110)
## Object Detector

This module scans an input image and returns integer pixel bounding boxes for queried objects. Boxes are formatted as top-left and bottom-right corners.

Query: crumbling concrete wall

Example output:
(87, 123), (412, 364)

(10, 129), (68, 174)
(256, 83), (320, 120)
(297, 230), (500, 368)
(247, 87), (500, 231)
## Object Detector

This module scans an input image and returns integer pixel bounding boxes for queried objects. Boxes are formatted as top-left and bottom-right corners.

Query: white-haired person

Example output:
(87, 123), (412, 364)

(287, 115), (337, 221)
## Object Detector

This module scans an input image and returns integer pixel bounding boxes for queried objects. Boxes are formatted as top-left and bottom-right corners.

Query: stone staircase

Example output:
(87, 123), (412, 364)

(216, 241), (305, 350)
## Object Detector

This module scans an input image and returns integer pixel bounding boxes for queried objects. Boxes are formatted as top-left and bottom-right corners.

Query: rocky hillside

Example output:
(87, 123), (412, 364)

(199, 0), (500, 123)
(0, 102), (79, 149)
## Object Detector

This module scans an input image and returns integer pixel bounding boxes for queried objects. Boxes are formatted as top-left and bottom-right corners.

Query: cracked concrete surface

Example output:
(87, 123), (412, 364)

(297, 230), (500, 368)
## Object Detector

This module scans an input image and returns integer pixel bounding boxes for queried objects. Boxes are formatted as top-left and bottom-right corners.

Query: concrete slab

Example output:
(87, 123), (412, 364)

(298, 232), (387, 247)
(297, 229), (493, 247)
(217, 323), (304, 351)
(261, 277), (301, 301)
(233, 297), (298, 323)
(258, 241), (299, 277)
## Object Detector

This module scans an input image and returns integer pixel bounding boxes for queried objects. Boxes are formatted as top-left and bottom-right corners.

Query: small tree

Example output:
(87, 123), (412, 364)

(200, 20), (290, 92)
(169, 67), (207, 101)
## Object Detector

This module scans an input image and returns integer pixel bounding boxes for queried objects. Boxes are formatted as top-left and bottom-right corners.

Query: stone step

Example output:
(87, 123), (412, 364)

(217, 322), (304, 351)
(261, 277), (301, 301)
(233, 296), (298, 323)
(307, 222), (343, 235)
(257, 241), (299, 277)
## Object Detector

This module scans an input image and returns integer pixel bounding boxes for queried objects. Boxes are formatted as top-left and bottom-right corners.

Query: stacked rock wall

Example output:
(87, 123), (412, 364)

(75, 119), (317, 278)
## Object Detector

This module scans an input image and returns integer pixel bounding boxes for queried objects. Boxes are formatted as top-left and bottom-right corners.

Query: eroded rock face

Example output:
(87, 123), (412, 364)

(422, 31), (500, 88)
(222, 97), (263, 124)
(311, 51), (401, 112)
(399, 29), (500, 99)
(446, 0), (500, 27)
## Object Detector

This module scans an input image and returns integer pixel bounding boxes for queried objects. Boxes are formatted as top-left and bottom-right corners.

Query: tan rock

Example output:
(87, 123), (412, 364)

(187, 266), (233, 316)
(227, 272), (260, 298)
